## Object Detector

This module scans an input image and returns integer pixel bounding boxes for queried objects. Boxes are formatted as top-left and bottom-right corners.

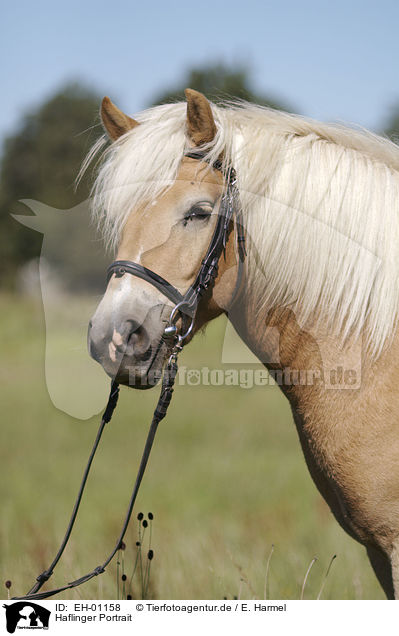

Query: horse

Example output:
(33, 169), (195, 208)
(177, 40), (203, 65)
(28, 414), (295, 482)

(87, 89), (399, 599)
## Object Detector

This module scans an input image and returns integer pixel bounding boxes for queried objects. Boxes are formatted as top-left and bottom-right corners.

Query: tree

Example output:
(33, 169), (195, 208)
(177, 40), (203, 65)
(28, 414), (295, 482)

(0, 68), (291, 291)
(150, 62), (291, 111)
(0, 82), (107, 289)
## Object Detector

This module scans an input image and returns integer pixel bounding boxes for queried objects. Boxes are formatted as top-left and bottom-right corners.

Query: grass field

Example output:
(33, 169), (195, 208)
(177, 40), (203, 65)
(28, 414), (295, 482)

(0, 293), (384, 600)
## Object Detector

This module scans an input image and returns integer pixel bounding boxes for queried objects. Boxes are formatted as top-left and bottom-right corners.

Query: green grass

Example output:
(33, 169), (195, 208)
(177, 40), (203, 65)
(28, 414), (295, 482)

(0, 293), (384, 600)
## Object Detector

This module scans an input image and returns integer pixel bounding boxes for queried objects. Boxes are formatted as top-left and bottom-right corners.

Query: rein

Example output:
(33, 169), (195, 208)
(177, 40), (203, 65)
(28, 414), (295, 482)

(13, 150), (244, 600)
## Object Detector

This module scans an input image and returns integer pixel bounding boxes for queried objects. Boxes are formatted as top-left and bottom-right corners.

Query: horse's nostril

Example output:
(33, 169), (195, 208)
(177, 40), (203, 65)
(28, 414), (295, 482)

(88, 336), (101, 362)
(119, 320), (151, 360)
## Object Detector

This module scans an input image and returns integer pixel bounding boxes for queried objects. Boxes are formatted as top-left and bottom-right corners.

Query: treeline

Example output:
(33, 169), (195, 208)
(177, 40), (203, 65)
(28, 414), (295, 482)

(0, 65), (398, 292)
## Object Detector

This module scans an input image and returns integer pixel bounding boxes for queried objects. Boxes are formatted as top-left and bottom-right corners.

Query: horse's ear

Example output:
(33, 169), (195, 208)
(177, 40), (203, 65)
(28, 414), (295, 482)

(185, 88), (217, 147)
(101, 97), (139, 141)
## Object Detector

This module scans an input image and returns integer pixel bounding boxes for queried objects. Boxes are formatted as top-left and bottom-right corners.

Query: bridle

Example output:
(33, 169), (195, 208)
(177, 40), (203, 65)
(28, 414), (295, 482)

(14, 150), (245, 601)
(14, 150), (245, 600)
(107, 150), (246, 349)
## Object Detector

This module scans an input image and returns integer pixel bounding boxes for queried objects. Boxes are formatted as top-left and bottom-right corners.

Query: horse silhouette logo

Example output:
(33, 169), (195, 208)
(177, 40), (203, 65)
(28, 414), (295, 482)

(12, 199), (110, 419)
(3, 602), (50, 633)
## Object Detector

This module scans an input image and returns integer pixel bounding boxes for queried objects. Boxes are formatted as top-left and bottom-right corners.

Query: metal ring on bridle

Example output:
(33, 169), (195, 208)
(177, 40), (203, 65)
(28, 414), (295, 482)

(168, 301), (196, 341)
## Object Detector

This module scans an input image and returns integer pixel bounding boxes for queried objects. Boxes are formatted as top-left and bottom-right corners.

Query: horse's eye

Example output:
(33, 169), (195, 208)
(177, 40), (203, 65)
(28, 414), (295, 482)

(183, 205), (212, 227)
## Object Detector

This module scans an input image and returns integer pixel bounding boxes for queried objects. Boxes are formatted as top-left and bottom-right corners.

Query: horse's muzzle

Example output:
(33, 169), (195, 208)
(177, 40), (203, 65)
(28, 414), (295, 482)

(88, 306), (168, 388)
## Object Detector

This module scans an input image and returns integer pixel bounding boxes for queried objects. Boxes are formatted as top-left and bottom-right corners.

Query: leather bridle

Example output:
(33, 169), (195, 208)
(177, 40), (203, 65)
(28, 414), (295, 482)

(107, 150), (246, 347)
(14, 150), (245, 601)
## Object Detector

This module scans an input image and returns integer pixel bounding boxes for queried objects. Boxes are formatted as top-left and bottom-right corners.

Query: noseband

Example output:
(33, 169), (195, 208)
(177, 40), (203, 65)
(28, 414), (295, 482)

(107, 150), (245, 347)
(15, 150), (245, 601)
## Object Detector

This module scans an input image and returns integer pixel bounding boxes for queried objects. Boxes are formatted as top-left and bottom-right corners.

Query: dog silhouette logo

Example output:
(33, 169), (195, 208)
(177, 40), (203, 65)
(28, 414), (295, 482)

(3, 602), (50, 633)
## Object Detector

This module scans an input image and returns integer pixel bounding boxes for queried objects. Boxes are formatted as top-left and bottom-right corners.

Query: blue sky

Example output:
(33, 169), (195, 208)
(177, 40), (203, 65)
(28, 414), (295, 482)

(1, 0), (398, 145)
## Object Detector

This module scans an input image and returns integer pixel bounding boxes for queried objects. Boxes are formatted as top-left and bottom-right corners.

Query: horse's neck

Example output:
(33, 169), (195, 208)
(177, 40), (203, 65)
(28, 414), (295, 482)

(228, 288), (399, 403)
(227, 267), (399, 559)
(228, 290), (399, 494)
(230, 297), (334, 383)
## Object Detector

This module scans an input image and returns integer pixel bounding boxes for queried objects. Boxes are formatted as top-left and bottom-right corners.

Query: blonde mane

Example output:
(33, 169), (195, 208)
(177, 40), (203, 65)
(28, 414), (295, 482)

(89, 100), (399, 357)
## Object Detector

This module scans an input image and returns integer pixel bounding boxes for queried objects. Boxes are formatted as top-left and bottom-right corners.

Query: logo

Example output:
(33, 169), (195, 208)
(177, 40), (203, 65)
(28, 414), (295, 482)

(3, 602), (50, 633)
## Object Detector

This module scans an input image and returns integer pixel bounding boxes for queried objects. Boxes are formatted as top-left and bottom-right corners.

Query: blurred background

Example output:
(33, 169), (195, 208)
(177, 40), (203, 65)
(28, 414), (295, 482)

(1, 0), (398, 600)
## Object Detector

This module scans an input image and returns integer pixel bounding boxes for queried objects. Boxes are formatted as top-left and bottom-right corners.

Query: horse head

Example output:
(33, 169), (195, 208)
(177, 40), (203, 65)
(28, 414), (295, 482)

(88, 90), (242, 388)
